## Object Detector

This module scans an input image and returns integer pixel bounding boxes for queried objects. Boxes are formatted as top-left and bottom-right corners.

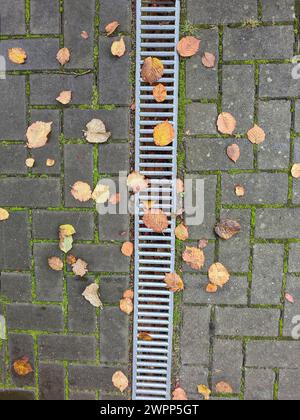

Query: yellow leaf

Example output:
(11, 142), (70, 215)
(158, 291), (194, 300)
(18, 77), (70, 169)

(59, 224), (76, 237)
(8, 48), (27, 64)
(46, 159), (55, 167)
(120, 298), (133, 315)
(198, 384), (211, 400)
(111, 37), (126, 57)
(292, 164), (300, 179)
(25, 158), (35, 168)
(153, 121), (175, 146)
(71, 181), (92, 202)
(183, 247), (205, 271)
(0, 208), (9, 221)
(175, 223), (189, 241)
(92, 183), (110, 204)
(164, 273), (184, 292)
(208, 263), (230, 288)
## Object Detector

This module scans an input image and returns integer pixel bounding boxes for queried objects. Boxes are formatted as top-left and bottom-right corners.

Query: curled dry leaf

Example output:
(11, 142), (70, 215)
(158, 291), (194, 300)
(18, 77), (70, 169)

(202, 52), (216, 68)
(206, 283), (218, 294)
(235, 184), (245, 197)
(56, 90), (72, 105)
(48, 257), (64, 271)
(141, 57), (164, 84)
(121, 242), (134, 257)
(153, 121), (175, 146)
(227, 144), (240, 163)
(8, 47), (27, 64)
(198, 239), (209, 249)
(215, 381), (233, 394)
(291, 164), (300, 179)
(46, 159), (55, 167)
(71, 181), (92, 202)
(164, 273), (184, 292)
(92, 183), (110, 204)
(81, 31), (89, 39)
(215, 219), (241, 240)
(217, 112), (237, 135)
(143, 208), (169, 233)
(72, 259), (88, 277)
(84, 119), (111, 144)
(138, 332), (153, 341)
(208, 263), (230, 288)
(183, 247), (205, 271)
(247, 124), (266, 145)
(25, 158), (35, 168)
(123, 289), (134, 300)
(13, 356), (33, 376)
(109, 193), (121, 205)
(285, 293), (295, 304)
(153, 83), (167, 103)
(0, 208), (9, 221)
(105, 21), (120, 36)
(56, 47), (71, 65)
(82, 283), (103, 308)
(112, 371), (129, 393)
(175, 223), (189, 241)
(127, 171), (149, 193)
(172, 387), (188, 400)
(111, 37), (126, 57)
(120, 297), (133, 315)
(26, 121), (52, 149)
(177, 36), (200, 58)
(198, 384), (211, 400)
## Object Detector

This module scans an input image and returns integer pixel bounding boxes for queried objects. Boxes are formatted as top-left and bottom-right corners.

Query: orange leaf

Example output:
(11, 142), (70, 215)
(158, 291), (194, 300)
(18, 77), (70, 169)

(176, 178), (184, 193)
(13, 356), (33, 376)
(112, 371), (129, 393)
(175, 223), (189, 241)
(105, 21), (120, 36)
(111, 37), (126, 57)
(71, 181), (92, 202)
(227, 144), (240, 163)
(216, 381), (233, 394)
(247, 125), (266, 144)
(153, 83), (167, 103)
(138, 332), (153, 341)
(153, 121), (175, 146)
(120, 298), (133, 315)
(143, 209), (169, 233)
(172, 387), (188, 400)
(177, 36), (200, 57)
(67, 254), (77, 265)
(215, 219), (241, 240)
(121, 242), (134, 257)
(26, 121), (53, 149)
(56, 90), (72, 105)
(206, 283), (218, 293)
(56, 47), (70, 65)
(183, 247), (205, 271)
(8, 47), (27, 64)
(141, 57), (164, 84)
(217, 112), (237, 135)
(198, 384), (212, 400)
(202, 52), (216, 68)
(235, 184), (245, 197)
(292, 164), (300, 179)
(123, 289), (134, 300)
(208, 263), (230, 288)
(164, 273), (184, 292)
(48, 256), (64, 271)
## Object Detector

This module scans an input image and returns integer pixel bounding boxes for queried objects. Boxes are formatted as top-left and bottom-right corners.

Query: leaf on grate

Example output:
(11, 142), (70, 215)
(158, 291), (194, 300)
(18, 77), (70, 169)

(215, 219), (241, 240)
(71, 181), (92, 202)
(217, 112), (237, 135)
(177, 36), (200, 57)
(153, 83), (167, 103)
(82, 283), (103, 308)
(172, 387), (188, 400)
(13, 356), (33, 376)
(127, 171), (149, 193)
(56, 47), (71, 65)
(92, 183), (110, 204)
(121, 242), (134, 257)
(291, 164), (300, 179)
(138, 332), (153, 341)
(72, 259), (88, 277)
(84, 119), (111, 144)
(56, 90), (72, 105)
(202, 52), (216, 68)
(112, 371), (129, 393)
(208, 263), (230, 288)
(164, 273), (184, 292)
(105, 21), (120, 36)
(182, 246), (205, 271)
(48, 256), (64, 271)
(111, 37), (126, 57)
(26, 121), (52, 149)
(175, 223), (189, 241)
(141, 57), (164, 84)
(247, 124), (266, 144)
(198, 384), (211, 400)
(215, 381), (233, 394)
(153, 121), (175, 146)
(0, 208), (9, 221)
(8, 47), (27, 64)
(143, 209), (169, 233)
(120, 297), (133, 315)
(227, 144), (240, 163)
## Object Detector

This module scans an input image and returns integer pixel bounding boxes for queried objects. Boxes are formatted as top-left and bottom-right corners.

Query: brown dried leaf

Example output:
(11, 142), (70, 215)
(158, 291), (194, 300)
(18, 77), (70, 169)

(66, 254), (77, 265)
(172, 387), (188, 400)
(56, 90), (72, 105)
(153, 121), (175, 146)
(198, 384), (212, 400)
(123, 289), (134, 300)
(71, 181), (92, 202)
(8, 47), (27, 64)
(82, 283), (103, 308)
(164, 273), (184, 292)
(141, 57), (164, 84)
(235, 184), (245, 197)
(247, 125), (266, 145)
(217, 112), (237, 135)
(26, 121), (52, 149)
(208, 263), (230, 288)
(292, 164), (300, 179)
(121, 242), (134, 257)
(25, 158), (35, 168)
(177, 36), (200, 58)
(0, 208), (10, 221)
(153, 83), (167, 103)
(127, 171), (149, 193)
(138, 332), (153, 341)
(13, 356), (33, 376)
(198, 239), (209, 249)
(111, 37), (126, 57)
(175, 223), (189, 241)
(227, 144), (240, 163)
(206, 283), (218, 294)
(72, 259), (88, 277)
(216, 381), (233, 394)
(48, 257), (64, 271)
(112, 371), (129, 393)
(56, 47), (70, 65)
(215, 219), (241, 240)
(143, 209), (169, 233)
(202, 52), (216, 68)
(183, 247), (205, 271)
(120, 297), (133, 315)
(105, 21), (120, 36)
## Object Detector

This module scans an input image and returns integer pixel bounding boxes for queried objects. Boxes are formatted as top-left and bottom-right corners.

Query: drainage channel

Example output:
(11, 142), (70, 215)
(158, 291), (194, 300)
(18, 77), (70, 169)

(132, 0), (181, 400)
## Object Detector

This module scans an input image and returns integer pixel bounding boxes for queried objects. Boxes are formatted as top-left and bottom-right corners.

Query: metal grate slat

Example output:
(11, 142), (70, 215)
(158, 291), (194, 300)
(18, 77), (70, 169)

(132, 0), (180, 401)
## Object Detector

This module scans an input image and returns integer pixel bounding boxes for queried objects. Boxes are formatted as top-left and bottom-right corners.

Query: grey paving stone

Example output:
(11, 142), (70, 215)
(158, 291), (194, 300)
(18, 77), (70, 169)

(100, 0), (132, 32)
(30, 74), (94, 105)
(100, 275), (130, 304)
(0, 212), (31, 270)
(283, 275), (300, 338)
(260, 64), (299, 98)
(261, 0), (295, 22)
(99, 393), (127, 400)
(185, 103), (218, 135)
(39, 335), (97, 361)
(183, 274), (248, 305)
(294, 103), (300, 133)
(0, 273), (32, 302)
(98, 143), (130, 173)
(9, 333), (35, 387)
(221, 173), (288, 205)
(251, 244), (284, 305)
(212, 339), (243, 394)
(218, 209), (251, 273)
(98, 213), (130, 241)
(182, 240), (215, 273)
(215, 308), (280, 337)
(293, 177), (300, 204)
(0, 145), (27, 174)
(181, 306), (210, 365)
(30, 109), (61, 175)
(244, 369), (275, 400)
(256, 208), (300, 239)
(67, 277), (97, 334)
(99, 36), (131, 105)
(100, 307), (129, 363)
(0, 390), (35, 400)
(69, 391), (96, 400)
(186, 138), (253, 172)
(7, 304), (64, 332)
(33, 243), (63, 302)
(186, 0), (257, 24)
(222, 65), (255, 133)
(0, 0), (26, 34)
(64, 144), (94, 208)
(72, 244), (130, 273)
(278, 369), (300, 400)
(64, 109), (130, 140)
(185, 174), (217, 240)
(39, 363), (65, 401)
(32, 210), (95, 240)
(180, 365), (209, 398)
(246, 340), (300, 368)
(186, 29), (219, 100)
(0, 76), (26, 140)
(257, 100), (291, 170)
(0, 38), (60, 70)
(30, 0), (61, 34)
(223, 26), (294, 60)
(293, 139), (300, 202)
(289, 244), (300, 272)
(0, 178), (61, 208)
(64, 0), (95, 69)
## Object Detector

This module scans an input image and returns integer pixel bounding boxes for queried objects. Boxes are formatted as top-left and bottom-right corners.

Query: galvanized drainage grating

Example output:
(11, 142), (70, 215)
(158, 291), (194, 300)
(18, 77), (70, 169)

(132, 0), (181, 400)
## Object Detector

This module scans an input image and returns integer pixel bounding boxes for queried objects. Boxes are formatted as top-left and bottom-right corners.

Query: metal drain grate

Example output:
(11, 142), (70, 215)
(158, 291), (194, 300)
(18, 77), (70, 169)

(132, 0), (181, 400)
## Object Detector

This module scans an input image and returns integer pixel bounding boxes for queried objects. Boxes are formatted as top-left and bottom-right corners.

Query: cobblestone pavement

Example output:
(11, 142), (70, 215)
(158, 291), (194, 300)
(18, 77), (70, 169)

(178, 0), (300, 401)
(0, 0), (132, 400)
